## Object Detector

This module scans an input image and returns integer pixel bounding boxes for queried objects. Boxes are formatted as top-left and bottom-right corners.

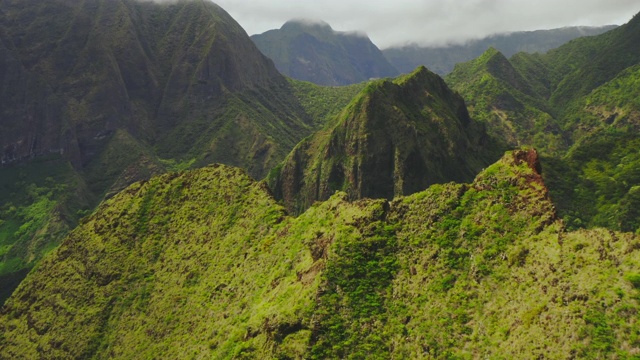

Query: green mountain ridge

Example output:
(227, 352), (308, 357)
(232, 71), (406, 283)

(544, 14), (640, 110)
(2, 150), (640, 358)
(0, 0), (357, 304)
(1, 3), (640, 358)
(384, 25), (618, 75)
(268, 66), (501, 214)
(446, 11), (640, 232)
(446, 47), (562, 153)
(251, 19), (399, 86)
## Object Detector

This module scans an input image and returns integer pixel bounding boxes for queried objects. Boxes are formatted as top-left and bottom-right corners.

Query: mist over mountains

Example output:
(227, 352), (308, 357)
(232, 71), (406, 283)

(252, 21), (619, 84)
(215, 0), (639, 48)
(384, 25), (618, 75)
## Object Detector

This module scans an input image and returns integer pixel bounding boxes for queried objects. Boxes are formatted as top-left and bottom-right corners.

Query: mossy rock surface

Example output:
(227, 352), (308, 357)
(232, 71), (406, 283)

(270, 66), (502, 214)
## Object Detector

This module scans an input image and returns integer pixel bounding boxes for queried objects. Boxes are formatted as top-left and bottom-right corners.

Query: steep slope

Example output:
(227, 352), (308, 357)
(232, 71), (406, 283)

(0, 0), (341, 305)
(384, 25), (616, 75)
(446, 12), (640, 232)
(446, 48), (564, 154)
(269, 66), (501, 214)
(251, 20), (399, 86)
(2, 150), (640, 358)
(0, 0), (312, 177)
(544, 13), (640, 110)
(543, 64), (640, 230)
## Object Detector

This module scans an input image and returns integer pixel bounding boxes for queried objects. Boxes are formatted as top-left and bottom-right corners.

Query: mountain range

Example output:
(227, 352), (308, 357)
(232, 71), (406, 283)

(251, 21), (617, 85)
(446, 12), (640, 231)
(384, 25), (618, 75)
(1, 1), (640, 358)
(3, 149), (640, 358)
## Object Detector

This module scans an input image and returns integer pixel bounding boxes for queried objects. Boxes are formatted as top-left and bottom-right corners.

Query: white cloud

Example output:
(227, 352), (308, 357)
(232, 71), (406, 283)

(211, 0), (640, 48)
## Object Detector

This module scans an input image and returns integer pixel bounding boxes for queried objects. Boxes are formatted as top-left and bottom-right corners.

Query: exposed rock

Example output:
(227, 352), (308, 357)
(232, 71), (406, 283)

(270, 66), (502, 213)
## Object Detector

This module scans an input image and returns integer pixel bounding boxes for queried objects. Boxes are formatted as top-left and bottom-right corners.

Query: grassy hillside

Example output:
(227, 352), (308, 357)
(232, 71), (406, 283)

(2, 150), (640, 358)
(0, 157), (93, 303)
(446, 13), (640, 233)
(446, 48), (563, 154)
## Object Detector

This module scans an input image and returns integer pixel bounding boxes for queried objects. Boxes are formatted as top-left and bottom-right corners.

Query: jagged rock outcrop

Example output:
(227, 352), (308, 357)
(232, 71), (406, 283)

(270, 66), (501, 213)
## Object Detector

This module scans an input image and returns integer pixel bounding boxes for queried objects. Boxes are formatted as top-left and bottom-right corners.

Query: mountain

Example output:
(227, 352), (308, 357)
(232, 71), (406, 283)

(2, 150), (640, 358)
(0, 0), (311, 174)
(2, 3), (640, 358)
(384, 25), (617, 75)
(446, 12), (640, 231)
(251, 20), (399, 86)
(0, 0), (359, 304)
(445, 48), (563, 153)
(268, 66), (501, 214)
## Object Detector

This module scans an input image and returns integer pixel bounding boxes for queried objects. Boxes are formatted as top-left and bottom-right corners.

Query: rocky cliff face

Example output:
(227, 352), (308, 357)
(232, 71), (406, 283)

(270, 66), (501, 213)
(0, 19), (68, 165)
(0, 0), (318, 306)
(0, 0), (310, 177)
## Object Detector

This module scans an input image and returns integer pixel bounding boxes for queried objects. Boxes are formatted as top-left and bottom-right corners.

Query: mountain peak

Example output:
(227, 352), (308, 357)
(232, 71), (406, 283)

(480, 47), (510, 67)
(269, 70), (499, 213)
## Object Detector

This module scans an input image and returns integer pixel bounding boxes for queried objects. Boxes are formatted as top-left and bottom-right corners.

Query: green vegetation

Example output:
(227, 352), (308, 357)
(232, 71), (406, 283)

(0, 157), (93, 303)
(0, 0), (362, 304)
(270, 66), (502, 214)
(446, 13), (640, 233)
(544, 130), (640, 231)
(311, 212), (399, 358)
(447, 48), (564, 155)
(288, 79), (366, 127)
(2, 151), (640, 358)
(2, 2), (640, 358)
(383, 25), (616, 75)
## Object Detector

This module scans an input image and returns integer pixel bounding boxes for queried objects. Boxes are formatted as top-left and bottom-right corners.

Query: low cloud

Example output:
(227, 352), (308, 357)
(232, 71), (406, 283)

(283, 18), (370, 39)
(135, 0), (183, 4)
(286, 18), (332, 28)
(212, 0), (640, 48)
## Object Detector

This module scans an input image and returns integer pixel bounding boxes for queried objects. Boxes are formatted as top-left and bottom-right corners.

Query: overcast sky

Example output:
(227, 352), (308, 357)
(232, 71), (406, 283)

(212, 0), (640, 48)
